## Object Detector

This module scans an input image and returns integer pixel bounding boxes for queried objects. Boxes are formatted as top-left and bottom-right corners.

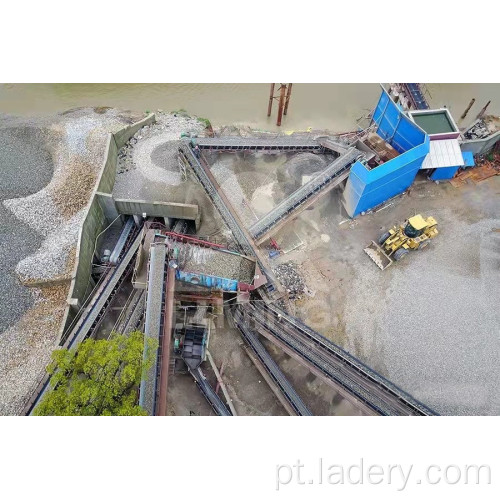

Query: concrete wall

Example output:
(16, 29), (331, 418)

(96, 135), (118, 195)
(461, 131), (500, 156)
(60, 113), (155, 341)
(114, 199), (199, 220)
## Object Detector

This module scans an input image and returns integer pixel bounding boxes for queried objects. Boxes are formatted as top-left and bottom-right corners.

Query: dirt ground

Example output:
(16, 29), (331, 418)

(205, 150), (335, 228)
(169, 149), (500, 416)
(141, 142), (500, 416)
(263, 172), (500, 416)
(166, 311), (369, 416)
(167, 314), (288, 416)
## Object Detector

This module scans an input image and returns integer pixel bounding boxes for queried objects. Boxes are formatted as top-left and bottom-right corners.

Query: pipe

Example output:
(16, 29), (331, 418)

(276, 84), (286, 126)
(157, 265), (176, 416)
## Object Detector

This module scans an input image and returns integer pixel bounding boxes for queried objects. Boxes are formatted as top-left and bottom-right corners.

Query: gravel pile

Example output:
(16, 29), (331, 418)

(211, 160), (258, 227)
(0, 123), (55, 334)
(167, 240), (255, 283)
(15, 209), (86, 283)
(0, 283), (69, 415)
(113, 112), (237, 241)
(0, 107), (145, 414)
(116, 111), (204, 186)
(273, 262), (305, 299)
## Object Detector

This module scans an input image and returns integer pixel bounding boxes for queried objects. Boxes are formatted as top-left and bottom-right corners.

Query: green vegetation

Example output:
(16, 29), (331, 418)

(172, 108), (188, 116)
(197, 117), (212, 129)
(34, 331), (156, 416)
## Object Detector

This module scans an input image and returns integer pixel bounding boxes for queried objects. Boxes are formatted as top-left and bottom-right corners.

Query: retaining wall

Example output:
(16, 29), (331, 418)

(114, 199), (199, 220)
(59, 113), (156, 341)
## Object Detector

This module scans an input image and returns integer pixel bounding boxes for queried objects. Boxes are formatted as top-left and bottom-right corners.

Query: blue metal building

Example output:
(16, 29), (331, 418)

(343, 89), (430, 217)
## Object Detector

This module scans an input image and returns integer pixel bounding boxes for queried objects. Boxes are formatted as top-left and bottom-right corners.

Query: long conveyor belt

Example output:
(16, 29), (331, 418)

(243, 302), (435, 416)
(232, 307), (312, 416)
(190, 367), (233, 416)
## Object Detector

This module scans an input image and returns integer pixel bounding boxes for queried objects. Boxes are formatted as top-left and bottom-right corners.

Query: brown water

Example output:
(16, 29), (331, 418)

(0, 83), (498, 132)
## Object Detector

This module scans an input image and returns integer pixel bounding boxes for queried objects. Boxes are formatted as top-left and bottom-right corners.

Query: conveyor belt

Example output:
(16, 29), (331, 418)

(67, 233), (142, 349)
(249, 147), (362, 242)
(139, 243), (168, 416)
(244, 302), (435, 416)
(403, 83), (429, 110)
(179, 145), (277, 295)
(195, 136), (321, 151)
(114, 289), (145, 334)
(232, 308), (312, 416)
(110, 217), (135, 265)
(24, 227), (142, 415)
(190, 367), (233, 416)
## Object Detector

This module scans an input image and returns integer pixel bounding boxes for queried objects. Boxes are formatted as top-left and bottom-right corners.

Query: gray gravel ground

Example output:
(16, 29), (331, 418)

(344, 212), (500, 416)
(0, 123), (54, 333)
(278, 176), (500, 415)
(0, 107), (146, 414)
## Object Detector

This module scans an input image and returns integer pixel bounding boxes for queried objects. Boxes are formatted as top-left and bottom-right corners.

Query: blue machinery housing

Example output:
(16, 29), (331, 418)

(343, 89), (430, 217)
(176, 270), (239, 292)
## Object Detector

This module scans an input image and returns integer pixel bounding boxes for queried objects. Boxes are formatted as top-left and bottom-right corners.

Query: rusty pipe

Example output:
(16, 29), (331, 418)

(276, 84), (286, 126)
(157, 264), (176, 416)
(283, 83), (293, 115)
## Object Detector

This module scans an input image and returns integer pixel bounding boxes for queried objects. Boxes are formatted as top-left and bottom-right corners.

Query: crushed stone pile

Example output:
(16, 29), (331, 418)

(273, 261), (305, 299)
(0, 107), (145, 414)
(4, 107), (145, 286)
(116, 111), (204, 181)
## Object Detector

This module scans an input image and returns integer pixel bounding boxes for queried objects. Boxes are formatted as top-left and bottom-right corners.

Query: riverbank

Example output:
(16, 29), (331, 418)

(1, 84), (499, 134)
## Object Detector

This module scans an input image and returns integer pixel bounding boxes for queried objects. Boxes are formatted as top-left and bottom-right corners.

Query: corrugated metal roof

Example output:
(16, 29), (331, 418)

(421, 139), (464, 169)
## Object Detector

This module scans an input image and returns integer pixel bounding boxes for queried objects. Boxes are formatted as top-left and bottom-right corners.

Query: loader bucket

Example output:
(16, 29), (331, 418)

(364, 241), (393, 270)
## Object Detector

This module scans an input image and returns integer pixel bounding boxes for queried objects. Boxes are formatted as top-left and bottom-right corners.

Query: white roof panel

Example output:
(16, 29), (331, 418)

(421, 139), (465, 169)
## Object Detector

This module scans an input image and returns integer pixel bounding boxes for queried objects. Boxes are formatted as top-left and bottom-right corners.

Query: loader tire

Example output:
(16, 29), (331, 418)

(378, 232), (391, 245)
(394, 248), (409, 261)
(419, 240), (430, 250)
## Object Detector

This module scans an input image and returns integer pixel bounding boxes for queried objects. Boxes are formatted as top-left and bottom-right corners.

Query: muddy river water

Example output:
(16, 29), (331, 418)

(0, 83), (498, 132)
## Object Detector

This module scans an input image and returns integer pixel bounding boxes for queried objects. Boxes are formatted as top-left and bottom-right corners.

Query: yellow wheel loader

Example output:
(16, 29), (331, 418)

(364, 214), (438, 270)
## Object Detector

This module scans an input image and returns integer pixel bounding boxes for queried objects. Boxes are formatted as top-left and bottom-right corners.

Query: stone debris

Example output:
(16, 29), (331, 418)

(464, 119), (491, 140)
(15, 209), (86, 284)
(0, 283), (69, 415)
(113, 112), (232, 240)
(165, 238), (255, 283)
(116, 111), (204, 181)
(273, 261), (306, 299)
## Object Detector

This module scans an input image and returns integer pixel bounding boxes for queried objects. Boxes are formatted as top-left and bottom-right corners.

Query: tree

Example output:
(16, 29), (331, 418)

(34, 330), (157, 416)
